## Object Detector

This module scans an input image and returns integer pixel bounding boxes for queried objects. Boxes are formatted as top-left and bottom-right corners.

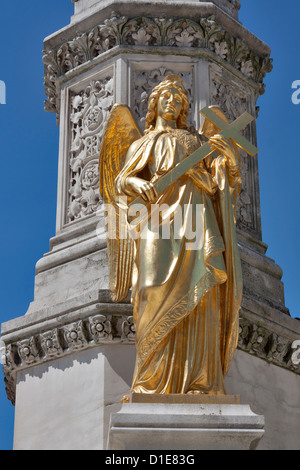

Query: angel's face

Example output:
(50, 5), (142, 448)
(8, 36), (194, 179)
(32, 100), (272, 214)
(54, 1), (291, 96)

(157, 86), (183, 122)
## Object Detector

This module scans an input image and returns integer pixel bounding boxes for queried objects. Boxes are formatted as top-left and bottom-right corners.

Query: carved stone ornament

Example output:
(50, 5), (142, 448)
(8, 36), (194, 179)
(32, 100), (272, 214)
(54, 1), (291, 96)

(209, 63), (259, 233)
(1, 308), (299, 406)
(132, 66), (195, 128)
(43, 13), (272, 116)
(68, 76), (114, 223)
(238, 315), (299, 370)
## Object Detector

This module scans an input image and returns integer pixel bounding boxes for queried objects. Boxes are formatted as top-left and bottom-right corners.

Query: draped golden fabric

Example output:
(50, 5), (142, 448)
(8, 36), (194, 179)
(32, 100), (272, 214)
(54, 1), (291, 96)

(115, 127), (242, 395)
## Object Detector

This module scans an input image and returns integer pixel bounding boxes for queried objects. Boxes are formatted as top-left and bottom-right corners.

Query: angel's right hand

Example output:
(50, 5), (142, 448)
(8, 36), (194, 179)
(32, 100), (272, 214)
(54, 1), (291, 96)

(125, 177), (158, 203)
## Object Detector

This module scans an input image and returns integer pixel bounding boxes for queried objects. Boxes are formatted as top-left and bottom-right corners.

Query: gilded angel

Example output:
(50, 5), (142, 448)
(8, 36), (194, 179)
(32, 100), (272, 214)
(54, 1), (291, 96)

(99, 74), (242, 398)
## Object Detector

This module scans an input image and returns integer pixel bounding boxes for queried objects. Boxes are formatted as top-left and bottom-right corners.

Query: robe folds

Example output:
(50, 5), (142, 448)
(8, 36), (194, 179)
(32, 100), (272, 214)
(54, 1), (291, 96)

(115, 128), (242, 395)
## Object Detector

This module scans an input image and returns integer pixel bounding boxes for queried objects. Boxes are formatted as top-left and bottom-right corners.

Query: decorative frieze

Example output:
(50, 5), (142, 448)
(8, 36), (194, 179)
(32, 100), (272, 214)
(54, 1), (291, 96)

(17, 337), (40, 367)
(40, 329), (64, 360)
(238, 315), (299, 373)
(121, 316), (135, 342)
(88, 314), (113, 343)
(1, 309), (299, 406)
(1, 311), (133, 405)
(43, 13), (272, 116)
(63, 320), (89, 350)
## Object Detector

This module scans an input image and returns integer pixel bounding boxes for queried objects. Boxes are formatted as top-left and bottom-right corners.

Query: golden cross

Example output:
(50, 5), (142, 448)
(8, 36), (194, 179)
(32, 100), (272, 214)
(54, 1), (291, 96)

(130, 107), (258, 208)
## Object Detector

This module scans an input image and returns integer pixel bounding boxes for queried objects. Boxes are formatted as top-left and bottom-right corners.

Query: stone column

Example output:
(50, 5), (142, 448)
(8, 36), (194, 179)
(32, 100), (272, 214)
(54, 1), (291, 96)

(1, 0), (300, 450)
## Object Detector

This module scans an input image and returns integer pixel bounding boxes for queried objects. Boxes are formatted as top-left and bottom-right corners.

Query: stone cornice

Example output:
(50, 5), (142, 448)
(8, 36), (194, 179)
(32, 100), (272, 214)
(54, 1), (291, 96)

(1, 304), (134, 406)
(43, 12), (272, 117)
(1, 292), (299, 406)
(70, 1), (241, 25)
(45, 4), (270, 57)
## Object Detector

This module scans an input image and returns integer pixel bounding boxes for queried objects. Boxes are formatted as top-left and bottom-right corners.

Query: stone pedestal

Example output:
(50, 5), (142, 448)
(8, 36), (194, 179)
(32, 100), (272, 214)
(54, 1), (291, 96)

(107, 402), (265, 450)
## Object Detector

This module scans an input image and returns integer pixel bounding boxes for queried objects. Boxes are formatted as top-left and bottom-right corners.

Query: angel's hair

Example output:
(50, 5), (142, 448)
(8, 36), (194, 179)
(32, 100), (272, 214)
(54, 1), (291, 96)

(144, 74), (191, 134)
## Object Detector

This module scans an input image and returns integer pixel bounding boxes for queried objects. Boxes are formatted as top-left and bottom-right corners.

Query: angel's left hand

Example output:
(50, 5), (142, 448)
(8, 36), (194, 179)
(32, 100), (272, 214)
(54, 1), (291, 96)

(209, 134), (237, 166)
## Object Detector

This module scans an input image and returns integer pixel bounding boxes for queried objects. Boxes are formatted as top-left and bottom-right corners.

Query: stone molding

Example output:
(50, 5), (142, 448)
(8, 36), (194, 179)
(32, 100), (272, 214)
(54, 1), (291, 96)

(71, 1), (242, 27)
(1, 304), (134, 406)
(72, 0), (241, 10)
(238, 309), (300, 375)
(1, 298), (299, 406)
(43, 12), (272, 117)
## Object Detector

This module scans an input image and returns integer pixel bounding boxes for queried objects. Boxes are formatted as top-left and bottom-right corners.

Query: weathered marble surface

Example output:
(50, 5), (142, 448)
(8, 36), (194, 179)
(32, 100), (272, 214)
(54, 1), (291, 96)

(226, 350), (300, 451)
(71, 0), (241, 24)
(107, 402), (264, 450)
(12, 346), (136, 450)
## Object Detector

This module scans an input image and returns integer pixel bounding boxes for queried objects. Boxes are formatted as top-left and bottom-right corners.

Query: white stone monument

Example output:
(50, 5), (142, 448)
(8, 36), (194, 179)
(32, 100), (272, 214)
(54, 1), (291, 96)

(1, 0), (300, 450)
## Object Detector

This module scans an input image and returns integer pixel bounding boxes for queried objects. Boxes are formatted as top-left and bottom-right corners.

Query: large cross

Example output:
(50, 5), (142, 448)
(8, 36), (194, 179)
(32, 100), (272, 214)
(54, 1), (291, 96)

(129, 107), (258, 208)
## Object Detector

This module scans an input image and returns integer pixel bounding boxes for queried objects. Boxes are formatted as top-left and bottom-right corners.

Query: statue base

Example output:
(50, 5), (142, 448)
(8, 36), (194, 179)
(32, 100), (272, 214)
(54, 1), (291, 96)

(107, 400), (265, 450)
(130, 392), (241, 405)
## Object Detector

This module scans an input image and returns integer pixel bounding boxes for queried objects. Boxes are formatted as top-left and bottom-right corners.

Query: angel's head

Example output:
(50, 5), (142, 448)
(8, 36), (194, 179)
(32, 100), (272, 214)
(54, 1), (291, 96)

(144, 74), (190, 134)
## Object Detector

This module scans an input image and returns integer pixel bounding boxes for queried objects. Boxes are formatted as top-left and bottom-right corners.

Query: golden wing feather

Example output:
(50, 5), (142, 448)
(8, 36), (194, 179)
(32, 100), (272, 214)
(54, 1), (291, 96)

(99, 104), (142, 302)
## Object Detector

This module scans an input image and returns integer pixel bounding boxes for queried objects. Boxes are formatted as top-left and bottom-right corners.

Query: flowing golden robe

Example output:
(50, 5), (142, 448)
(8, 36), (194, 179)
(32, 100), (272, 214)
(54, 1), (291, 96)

(115, 127), (242, 395)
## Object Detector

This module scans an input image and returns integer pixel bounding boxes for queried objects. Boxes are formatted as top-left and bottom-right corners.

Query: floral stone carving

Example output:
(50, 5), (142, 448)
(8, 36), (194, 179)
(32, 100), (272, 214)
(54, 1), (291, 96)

(68, 76), (114, 223)
(43, 13), (272, 116)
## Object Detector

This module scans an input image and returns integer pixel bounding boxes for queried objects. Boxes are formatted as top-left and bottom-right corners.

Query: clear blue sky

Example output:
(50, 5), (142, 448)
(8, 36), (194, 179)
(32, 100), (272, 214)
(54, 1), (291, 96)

(0, 0), (299, 450)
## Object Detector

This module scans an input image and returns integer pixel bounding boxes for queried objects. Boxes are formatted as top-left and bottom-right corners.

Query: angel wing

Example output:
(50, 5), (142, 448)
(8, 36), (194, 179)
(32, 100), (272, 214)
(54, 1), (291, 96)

(99, 104), (142, 302)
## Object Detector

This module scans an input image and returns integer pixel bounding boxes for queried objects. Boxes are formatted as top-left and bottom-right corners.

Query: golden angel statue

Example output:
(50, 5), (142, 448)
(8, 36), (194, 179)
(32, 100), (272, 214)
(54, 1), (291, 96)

(99, 74), (243, 398)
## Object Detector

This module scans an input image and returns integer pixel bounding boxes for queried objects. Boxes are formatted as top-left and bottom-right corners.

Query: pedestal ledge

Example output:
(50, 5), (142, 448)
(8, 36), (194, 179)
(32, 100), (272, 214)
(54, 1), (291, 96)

(130, 392), (241, 405)
(107, 401), (265, 451)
